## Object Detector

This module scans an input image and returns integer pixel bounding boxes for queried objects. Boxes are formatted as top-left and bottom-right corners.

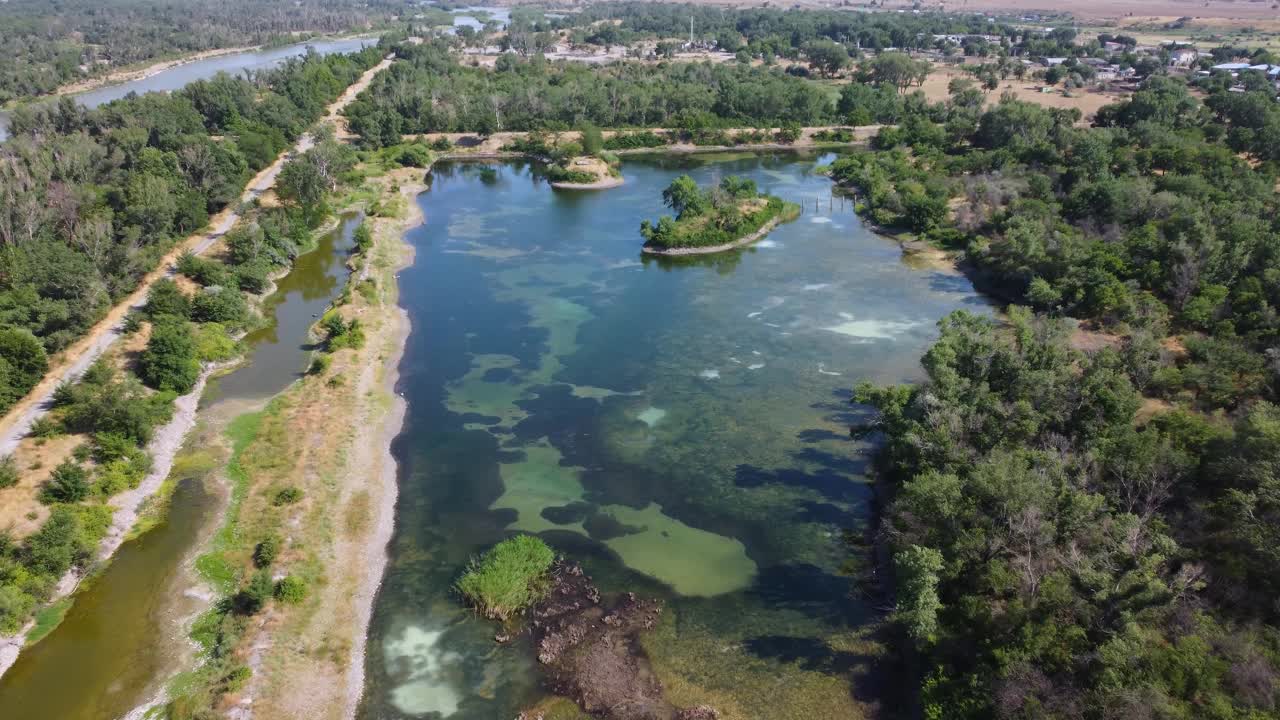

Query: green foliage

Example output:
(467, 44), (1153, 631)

(252, 536), (279, 568)
(893, 545), (943, 641)
(603, 131), (669, 150)
(39, 460), (90, 504)
(273, 575), (307, 604)
(190, 288), (248, 326)
(140, 319), (201, 393)
(455, 535), (555, 621)
(146, 279), (191, 319)
(191, 323), (239, 362)
(236, 569), (274, 615)
(0, 326), (49, 413)
(0, 455), (17, 489)
(353, 223), (373, 253)
(641, 175), (798, 250)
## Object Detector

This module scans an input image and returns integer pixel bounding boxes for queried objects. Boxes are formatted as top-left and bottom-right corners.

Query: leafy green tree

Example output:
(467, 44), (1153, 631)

(139, 319), (200, 393)
(40, 460), (90, 504)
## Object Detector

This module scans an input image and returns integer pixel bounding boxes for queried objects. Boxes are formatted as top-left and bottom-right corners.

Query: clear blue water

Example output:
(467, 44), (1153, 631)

(360, 153), (993, 719)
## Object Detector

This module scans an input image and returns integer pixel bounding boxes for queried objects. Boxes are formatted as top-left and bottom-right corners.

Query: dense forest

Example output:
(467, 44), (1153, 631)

(343, 41), (838, 145)
(0, 0), (401, 103)
(839, 73), (1280, 718)
(0, 44), (385, 414)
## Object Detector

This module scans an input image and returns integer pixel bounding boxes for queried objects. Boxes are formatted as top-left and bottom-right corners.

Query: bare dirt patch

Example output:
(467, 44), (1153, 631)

(918, 63), (1129, 122)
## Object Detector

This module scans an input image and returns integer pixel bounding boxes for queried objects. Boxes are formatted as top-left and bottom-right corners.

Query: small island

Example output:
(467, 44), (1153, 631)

(547, 155), (624, 190)
(640, 175), (800, 255)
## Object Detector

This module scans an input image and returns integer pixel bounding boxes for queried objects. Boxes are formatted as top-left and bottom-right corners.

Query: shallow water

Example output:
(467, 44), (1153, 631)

(0, 217), (360, 718)
(360, 154), (993, 718)
(0, 37), (373, 140)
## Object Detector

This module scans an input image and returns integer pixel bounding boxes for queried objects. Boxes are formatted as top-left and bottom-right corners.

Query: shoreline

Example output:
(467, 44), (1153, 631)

(641, 215), (786, 256)
(341, 175), (422, 718)
(550, 175), (625, 190)
(51, 46), (257, 98)
(0, 364), (216, 678)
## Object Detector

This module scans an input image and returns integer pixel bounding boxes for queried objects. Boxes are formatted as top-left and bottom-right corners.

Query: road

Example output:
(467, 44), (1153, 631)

(0, 54), (393, 457)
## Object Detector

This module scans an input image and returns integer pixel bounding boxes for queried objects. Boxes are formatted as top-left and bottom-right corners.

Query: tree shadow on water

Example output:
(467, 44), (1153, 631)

(748, 563), (863, 626)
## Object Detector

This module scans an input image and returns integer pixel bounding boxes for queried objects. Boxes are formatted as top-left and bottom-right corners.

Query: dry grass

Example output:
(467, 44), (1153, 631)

(0, 435), (83, 538)
(918, 63), (1130, 123)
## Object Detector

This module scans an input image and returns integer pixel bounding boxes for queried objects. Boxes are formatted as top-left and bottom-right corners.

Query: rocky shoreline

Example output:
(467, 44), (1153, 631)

(513, 560), (720, 720)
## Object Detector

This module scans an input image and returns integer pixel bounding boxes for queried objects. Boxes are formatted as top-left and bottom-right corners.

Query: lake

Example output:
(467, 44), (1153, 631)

(358, 153), (992, 719)
(0, 37), (373, 141)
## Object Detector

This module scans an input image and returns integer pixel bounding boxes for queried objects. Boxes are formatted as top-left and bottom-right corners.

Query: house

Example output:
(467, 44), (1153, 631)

(1103, 41), (1126, 53)
(1042, 57), (1068, 66)
(1168, 48), (1199, 67)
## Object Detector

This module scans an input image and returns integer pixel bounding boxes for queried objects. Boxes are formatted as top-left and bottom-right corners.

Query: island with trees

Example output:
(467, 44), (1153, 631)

(640, 175), (799, 255)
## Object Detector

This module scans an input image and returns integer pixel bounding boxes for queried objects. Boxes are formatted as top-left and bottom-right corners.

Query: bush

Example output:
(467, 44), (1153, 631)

(580, 123), (604, 155)
(455, 535), (555, 620)
(272, 486), (303, 506)
(253, 536), (279, 568)
(29, 416), (63, 438)
(236, 569), (274, 615)
(395, 143), (432, 168)
(146, 279), (191, 319)
(190, 288), (248, 326)
(140, 319), (201, 393)
(308, 354), (330, 376)
(353, 223), (373, 253)
(0, 455), (17, 489)
(40, 461), (90, 504)
(273, 575), (307, 604)
(191, 323), (239, 362)
(233, 261), (272, 294)
(603, 131), (668, 150)
(430, 137), (453, 151)
(775, 123), (803, 144)
(176, 252), (233, 287)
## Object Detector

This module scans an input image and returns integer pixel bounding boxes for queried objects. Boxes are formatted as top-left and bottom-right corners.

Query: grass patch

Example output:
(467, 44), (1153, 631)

(24, 597), (73, 647)
(456, 535), (555, 621)
(193, 410), (264, 592)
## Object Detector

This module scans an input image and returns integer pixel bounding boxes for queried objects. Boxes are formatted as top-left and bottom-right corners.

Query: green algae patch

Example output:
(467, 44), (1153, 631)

(445, 353), (528, 429)
(492, 442), (756, 596)
(601, 503), (756, 597)
(641, 611), (877, 720)
(494, 442), (588, 535)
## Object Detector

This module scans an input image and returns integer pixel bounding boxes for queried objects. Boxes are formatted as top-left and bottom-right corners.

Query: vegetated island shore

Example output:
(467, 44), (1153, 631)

(641, 214), (787, 256)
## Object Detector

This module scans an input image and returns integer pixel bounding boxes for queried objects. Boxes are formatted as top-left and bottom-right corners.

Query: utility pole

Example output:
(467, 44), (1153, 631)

(690, 16), (694, 46)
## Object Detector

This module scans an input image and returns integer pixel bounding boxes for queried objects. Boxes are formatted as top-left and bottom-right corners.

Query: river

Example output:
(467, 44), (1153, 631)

(358, 153), (992, 718)
(0, 37), (373, 141)
(0, 216), (362, 719)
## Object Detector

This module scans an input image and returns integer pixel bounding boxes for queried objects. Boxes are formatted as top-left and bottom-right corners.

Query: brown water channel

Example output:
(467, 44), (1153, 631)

(0, 214), (361, 719)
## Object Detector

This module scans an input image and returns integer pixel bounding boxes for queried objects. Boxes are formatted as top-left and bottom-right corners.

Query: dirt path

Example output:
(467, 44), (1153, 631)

(0, 54), (393, 459)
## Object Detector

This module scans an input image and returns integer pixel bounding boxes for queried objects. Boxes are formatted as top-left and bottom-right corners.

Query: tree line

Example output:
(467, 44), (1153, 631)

(839, 72), (1280, 718)
(0, 44), (385, 415)
(0, 0), (401, 103)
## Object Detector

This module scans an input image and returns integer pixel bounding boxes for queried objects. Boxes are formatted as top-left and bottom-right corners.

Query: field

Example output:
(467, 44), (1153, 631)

(918, 63), (1129, 121)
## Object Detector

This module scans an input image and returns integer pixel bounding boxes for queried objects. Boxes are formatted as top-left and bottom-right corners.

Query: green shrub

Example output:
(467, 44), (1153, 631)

(273, 575), (307, 604)
(272, 486), (303, 506)
(353, 223), (373, 253)
(356, 279), (377, 303)
(396, 143), (432, 168)
(190, 288), (248, 326)
(177, 252), (233, 287)
(39, 460), (90, 504)
(308, 354), (330, 376)
(430, 137), (453, 151)
(95, 457), (147, 496)
(455, 535), (555, 621)
(0, 455), (17, 489)
(28, 416), (63, 439)
(92, 432), (135, 463)
(192, 323), (239, 362)
(603, 131), (668, 150)
(140, 319), (201, 393)
(236, 569), (274, 615)
(233, 261), (273, 294)
(253, 536), (280, 568)
(146, 279), (191, 319)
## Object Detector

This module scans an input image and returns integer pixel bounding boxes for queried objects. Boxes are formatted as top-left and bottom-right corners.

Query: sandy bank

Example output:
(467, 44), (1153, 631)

(551, 175), (625, 190)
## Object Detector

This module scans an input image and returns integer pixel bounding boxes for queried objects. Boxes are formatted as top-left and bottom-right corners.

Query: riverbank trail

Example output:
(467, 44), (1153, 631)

(0, 53), (394, 458)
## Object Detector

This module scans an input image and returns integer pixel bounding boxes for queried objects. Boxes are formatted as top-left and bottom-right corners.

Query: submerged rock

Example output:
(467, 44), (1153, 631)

(520, 560), (716, 720)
